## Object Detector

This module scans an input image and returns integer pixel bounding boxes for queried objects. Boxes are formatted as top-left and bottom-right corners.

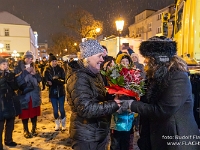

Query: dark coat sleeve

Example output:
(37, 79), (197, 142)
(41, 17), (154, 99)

(69, 74), (119, 119)
(130, 72), (191, 120)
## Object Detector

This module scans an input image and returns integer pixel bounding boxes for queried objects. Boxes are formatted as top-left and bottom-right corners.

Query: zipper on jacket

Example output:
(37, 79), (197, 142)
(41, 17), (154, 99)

(53, 67), (60, 98)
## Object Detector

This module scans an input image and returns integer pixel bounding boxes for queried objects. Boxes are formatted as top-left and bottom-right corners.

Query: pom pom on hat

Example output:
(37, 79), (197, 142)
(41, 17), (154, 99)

(79, 40), (105, 59)
(23, 51), (33, 59)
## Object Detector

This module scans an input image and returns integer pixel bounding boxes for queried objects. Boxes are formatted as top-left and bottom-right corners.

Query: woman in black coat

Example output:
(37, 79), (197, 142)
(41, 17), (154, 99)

(0, 57), (19, 150)
(66, 40), (119, 150)
(116, 36), (200, 150)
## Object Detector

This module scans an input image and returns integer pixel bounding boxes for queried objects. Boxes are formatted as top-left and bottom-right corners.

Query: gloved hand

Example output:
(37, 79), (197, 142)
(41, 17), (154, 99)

(117, 100), (134, 114)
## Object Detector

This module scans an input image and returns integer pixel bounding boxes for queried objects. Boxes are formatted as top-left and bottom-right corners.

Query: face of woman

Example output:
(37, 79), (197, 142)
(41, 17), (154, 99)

(87, 52), (104, 71)
(24, 57), (33, 64)
(131, 56), (138, 63)
(120, 58), (130, 67)
(0, 62), (8, 71)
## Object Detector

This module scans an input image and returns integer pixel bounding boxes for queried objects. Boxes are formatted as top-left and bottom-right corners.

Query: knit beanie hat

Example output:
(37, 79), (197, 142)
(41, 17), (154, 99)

(139, 36), (177, 63)
(23, 51), (33, 59)
(0, 56), (7, 64)
(79, 40), (105, 59)
(49, 55), (57, 62)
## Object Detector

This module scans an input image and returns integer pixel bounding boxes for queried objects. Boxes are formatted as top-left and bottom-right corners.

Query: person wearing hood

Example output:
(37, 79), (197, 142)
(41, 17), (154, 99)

(115, 36), (200, 150)
(14, 51), (42, 138)
(66, 40), (120, 150)
(43, 55), (66, 131)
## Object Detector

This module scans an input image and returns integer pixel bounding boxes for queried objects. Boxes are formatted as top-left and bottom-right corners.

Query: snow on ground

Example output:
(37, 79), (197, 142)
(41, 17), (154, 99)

(3, 90), (140, 150)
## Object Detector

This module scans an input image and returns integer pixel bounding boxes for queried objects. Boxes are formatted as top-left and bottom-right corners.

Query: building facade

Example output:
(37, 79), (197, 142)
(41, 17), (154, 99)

(128, 4), (175, 41)
(0, 11), (38, 59)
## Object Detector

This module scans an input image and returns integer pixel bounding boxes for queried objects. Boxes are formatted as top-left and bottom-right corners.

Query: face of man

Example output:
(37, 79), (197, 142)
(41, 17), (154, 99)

(87, 52), (104, 71)
(50, 60), (57, 67)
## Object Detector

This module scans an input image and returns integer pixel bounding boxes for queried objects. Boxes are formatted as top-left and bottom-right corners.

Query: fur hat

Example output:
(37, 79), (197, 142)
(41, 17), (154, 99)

(0, 56), (7, 64)
(79, 40), (105, 59)
(23, 51), (33, 59)
(139, 36), (177, 63)
(49, 55), (57, 62)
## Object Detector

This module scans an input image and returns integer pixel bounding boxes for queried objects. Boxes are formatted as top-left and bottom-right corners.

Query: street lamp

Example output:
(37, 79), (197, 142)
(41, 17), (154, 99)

(12, 50), (19, 61)
(0, 43), (4, 53)
(115, 17), (124, 51)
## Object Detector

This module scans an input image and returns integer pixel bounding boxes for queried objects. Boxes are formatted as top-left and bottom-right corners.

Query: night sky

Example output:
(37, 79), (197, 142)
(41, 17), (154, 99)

(0, 0), (174, 44)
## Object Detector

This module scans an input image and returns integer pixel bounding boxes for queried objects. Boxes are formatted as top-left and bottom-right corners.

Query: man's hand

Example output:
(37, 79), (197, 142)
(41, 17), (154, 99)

(47, 81), (52, 85)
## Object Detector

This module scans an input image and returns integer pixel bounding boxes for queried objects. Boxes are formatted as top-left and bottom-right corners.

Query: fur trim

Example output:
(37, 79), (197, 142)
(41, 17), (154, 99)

(139, 36), (177, 58)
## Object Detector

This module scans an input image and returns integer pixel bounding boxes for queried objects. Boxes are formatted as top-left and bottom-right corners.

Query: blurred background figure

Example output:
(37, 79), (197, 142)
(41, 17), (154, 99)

(39, 56), (47, 91)
(44, 55), (66, 131)
(14, 51), (42, 138)
(0, 57), (19, 149)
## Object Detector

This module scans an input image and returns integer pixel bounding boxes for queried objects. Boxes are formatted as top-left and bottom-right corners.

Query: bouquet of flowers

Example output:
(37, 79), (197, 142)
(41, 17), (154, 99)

(101, 64), (145, 100)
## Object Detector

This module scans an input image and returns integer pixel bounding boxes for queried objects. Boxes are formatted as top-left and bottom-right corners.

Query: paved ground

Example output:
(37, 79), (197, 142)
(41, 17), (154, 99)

(2, 90), (140, 150)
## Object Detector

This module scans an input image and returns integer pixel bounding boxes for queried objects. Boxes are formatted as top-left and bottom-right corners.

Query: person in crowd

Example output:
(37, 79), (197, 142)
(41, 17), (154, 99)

(0, 57), (19, 149)
(131, 53), (145, 79)
(8, 58), (16, 70)
(115, 36), (200, 150)
(66, 40), (120, 150)
(130, 53), (145, 133)
(117, 43), (134, 56)
(14, 51), (42, 138)
(43, 55), (66, 131)
(110, 53), (135, 150)
(38, 56), (47, 90)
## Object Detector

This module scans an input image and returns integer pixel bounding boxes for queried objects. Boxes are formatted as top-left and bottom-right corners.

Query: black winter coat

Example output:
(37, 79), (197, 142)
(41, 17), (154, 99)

(131, 71), (200, 150)
(66, 60), (119, 142)
(44, 65), (65, 98)
(0, 70), (19, 120)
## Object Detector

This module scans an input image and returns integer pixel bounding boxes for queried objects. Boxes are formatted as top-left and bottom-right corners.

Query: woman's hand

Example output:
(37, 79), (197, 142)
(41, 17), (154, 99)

(30, 67), (36, 75)
(114, 94), (121, 107)
(26, 67), (33, 73)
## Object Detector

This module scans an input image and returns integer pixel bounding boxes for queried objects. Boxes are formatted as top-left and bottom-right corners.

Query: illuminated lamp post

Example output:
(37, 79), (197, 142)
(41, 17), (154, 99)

(115, 17), (124, 51)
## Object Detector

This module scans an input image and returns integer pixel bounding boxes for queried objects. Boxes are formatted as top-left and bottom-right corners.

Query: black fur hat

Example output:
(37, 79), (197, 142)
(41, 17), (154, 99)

(139, 36), (177, 63)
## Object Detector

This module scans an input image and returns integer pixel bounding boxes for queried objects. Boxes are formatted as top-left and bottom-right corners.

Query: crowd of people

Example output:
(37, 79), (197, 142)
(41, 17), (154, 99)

(0, 36), (200, 150)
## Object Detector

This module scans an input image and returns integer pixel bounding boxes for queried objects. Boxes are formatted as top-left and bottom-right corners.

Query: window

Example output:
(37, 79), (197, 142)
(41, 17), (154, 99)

(175, 1), (184, 33)
(157, 27), (162, 33)
(147, 23), (152, 31)
(5, 44), (10, 50)
(4, 29), (9, 36)
(158, 13), (162, 20)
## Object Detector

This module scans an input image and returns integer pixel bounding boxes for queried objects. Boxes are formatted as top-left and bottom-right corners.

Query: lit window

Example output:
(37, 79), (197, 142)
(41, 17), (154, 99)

(5, 29), (9, 36)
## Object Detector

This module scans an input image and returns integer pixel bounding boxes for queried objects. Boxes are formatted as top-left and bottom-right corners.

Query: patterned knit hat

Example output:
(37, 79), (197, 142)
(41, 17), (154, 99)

(139, 36), (177, 63)
(79, 40), (105, 59)
(23, 51), (33, 59)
